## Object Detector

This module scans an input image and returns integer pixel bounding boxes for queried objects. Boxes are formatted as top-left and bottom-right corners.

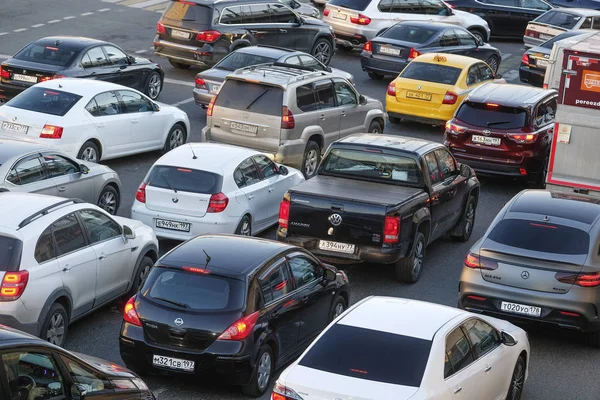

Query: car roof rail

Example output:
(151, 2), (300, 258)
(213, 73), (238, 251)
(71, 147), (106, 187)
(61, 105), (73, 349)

(18, 198), (85, 229)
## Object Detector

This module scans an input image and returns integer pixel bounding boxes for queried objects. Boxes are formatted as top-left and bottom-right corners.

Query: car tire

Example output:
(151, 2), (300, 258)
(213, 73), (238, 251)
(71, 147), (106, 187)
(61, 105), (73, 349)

(168, 59), (191, 69)
(368, 71), (384, 80)
(144, 71), (162, 100)
(41, 303), (68, 347)
(486, 55), (500, 75)
(311, 38), (333, 66)
(302, 140), (321, 179)
(450, 195), (476, 242)
(533, 155), (549, 189)
(394, 231), (426, 283)
(97, 185), (120, 215)
(242, 344), (274, 397)
(506, 356), (526, 400)
(368, 120), (383, 134)
(235, 215), (252, 236)
(469, 28), (486, 43)
(329, 295), (346, 322)
(162, 123), (186, 154)
(128, 256), (154, 297)
(77, 141), (100, 163)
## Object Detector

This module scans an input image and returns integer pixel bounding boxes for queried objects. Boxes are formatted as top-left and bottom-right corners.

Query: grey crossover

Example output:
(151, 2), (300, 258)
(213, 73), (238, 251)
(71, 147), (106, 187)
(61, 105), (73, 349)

(0, 138), (122, 214)
(459, 189), (600, 347)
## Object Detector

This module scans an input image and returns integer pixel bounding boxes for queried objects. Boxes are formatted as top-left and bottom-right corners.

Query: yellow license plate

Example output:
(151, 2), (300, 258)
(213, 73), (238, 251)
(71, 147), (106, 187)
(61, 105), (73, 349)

(406, 91), (432, 101)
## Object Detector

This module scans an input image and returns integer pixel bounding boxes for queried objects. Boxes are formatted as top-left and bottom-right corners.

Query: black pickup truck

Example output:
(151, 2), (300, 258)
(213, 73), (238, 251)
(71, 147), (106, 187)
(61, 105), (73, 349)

(277, 134), (480, 283)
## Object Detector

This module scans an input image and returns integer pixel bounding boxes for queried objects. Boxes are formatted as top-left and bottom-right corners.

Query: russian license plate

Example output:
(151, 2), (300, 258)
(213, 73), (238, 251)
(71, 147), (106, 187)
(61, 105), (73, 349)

(210, 84), (221, 94)
(156, 219), (191, 232)
(379, 45), (401, 56)
(332, 12), (347, 20)
(1, 121), (28, 134)
(171, 29), (191, 39)
(152, 355), (195, 372)
(539, 34), (552, 41)
(12, 73), (37, 83)
(536, 59), (549, 69)
(500, 301), (541, 317)
(406, 91), (432, 101)
(318, 240), (355, 254)
(472, 135), (501, 146)
(230, 122), (258, 134)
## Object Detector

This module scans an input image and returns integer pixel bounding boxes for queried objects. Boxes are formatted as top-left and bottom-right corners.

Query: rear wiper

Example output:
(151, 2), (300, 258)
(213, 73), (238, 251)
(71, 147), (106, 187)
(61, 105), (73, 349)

(245, 88), (269, 110)
(486, 121), (511, 127)
(153, 297), (189, 309)
(160, 173), (177, 193)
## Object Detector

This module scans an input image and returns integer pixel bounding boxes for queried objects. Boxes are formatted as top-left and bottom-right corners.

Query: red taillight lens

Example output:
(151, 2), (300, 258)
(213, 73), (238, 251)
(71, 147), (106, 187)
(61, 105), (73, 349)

(445, 120), (466, 134)
(279, 197), (290, 229)
(124, 296), (142, 327)
(39, 74), (65, 83)
(543, 83), (548, 89)
(207, 96), (216, 116)
(521, 53), (529, 65)
(39, 125), (63, 139)
(525, 29), (538, 38)
(383, 216), (400, 244)
(195, 77), (206, 88)
(0, 271), (29, 301)
(363, 41), (372, 52)
(281, 106), (295, 129)
(196, 30), (221, 43)
(408, 47), (421, 60)
(323, 8), (330, 16)
(442, 91), (458, 105)
(508, 133), (537, 144)
(0, 66), (9, 80)
(272, 382), (304, 400)
(448, 3), (455, 8)
(218, 311), (260, 340)
(135, 182), (147, 203)
(464, 253), (498, 270)
(157, 22), (166, 34)
(387, 82), (396, 96)
(350, 14), (371, 25)
(208, 192), (228, 213)
(556, 272), (600, 287)
(182, 266), (211, 274)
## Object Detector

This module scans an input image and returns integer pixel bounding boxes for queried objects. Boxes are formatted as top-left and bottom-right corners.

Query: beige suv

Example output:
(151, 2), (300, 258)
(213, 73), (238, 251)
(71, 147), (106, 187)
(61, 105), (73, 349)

(201, 63), (385, 178)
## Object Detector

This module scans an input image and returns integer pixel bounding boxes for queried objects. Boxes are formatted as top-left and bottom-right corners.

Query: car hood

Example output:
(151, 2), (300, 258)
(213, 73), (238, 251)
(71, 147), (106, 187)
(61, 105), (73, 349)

(197, 68), (230, 83)
(454, 9), (489, 26)
(71, 352), (137, 378)
(83, 160), (116, 175)
(331, 68), (354, 82)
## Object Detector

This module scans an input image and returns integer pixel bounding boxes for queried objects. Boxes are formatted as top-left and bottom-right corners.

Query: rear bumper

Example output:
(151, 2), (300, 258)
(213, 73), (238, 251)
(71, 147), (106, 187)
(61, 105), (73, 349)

(449, 150), (544, 179)
(0, 81), (31, 100)
(519, 66), (545, 87)
(523, 36), (544, 49)
(153, 36), (222, 67)
(326, 19), (378, 45)
(360, 54), (407, 77)
(192, 88), (214, 106)
(335, 33), (369, 49)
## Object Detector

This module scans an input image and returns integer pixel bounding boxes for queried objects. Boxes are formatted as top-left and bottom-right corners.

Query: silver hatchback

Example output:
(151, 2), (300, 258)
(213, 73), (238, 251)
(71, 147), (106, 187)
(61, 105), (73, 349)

(459, 189), (600, 347)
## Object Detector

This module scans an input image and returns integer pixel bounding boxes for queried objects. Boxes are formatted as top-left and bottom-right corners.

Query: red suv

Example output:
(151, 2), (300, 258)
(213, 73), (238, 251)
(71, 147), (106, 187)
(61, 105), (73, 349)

(444, 83), (557, 185)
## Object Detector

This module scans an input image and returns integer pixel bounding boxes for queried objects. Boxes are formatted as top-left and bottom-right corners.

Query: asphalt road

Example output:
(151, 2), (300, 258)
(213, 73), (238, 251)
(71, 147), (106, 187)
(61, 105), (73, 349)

(2, 1), (600, 399)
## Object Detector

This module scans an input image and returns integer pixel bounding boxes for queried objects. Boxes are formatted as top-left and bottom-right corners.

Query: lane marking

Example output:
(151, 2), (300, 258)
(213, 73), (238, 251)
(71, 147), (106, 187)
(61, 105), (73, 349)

(171, 98), (195, 107)
(48, 20), (62, 24)
(118, 0), (150, 5)
(0, 33), (8, 37)
(164, 78), (195, 87)
(31, 23), (45, 28)
(102, 0), (123, 2)
(131, 0), (169, 8)
(13, 28), (27, 32)
(135, 49), (148, 54)
(0, 54), (12, 59)
(63, 16), (76, 20)
(501, 53), (511, 60)
(98, 8), (111, 12)
(81, 12), (94, 16)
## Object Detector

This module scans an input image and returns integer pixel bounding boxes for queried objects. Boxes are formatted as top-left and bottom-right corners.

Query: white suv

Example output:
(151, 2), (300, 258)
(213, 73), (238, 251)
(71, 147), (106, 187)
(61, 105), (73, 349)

(0, 192), (158, 347)
(323, 0), (491, 49)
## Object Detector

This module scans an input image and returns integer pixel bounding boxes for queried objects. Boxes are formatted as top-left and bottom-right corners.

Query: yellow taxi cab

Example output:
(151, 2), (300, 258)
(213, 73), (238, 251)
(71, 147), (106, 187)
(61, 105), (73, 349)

(386, 53), (502, 126)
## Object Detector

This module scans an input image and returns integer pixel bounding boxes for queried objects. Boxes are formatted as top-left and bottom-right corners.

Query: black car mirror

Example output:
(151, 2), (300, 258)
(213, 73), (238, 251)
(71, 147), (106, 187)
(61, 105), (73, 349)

(459, 164), (471, 178)
(476, 37), (484, 46)
(123, 225), (136, 241)
(359, 94), (367, 105)
(445, 7), (454, 15)
(79, 164), (90, 174)
(501, 331), (518, 346)
(278, 165), (289, 176)
(323, 268), (336, 282)
(295, 16), (304, 25)
(495, 72), (503, 80)
(71, 384), (87, 400)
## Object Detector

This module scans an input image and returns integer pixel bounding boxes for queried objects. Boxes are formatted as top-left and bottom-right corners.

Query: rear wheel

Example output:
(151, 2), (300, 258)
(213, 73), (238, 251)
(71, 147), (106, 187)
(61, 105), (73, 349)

(450, 195), (476, 242)
(242, 344), (274, 397)
(533, 155), (549, 188)
(302, 141), (321, 179)
(394, 231), (426, 283)
(368, 71), (384, 80)
(168, 59), (191, 69)
(128, 256), (154, 297)
(506, 356), (526, 400)
(235, 215), (252, 236)
(77, 141), (100, 163)
(97, 185), (119, 215)
(469, 29), (486, 43)
(41, 303), (68, 347)
(329, 295), (346, 322)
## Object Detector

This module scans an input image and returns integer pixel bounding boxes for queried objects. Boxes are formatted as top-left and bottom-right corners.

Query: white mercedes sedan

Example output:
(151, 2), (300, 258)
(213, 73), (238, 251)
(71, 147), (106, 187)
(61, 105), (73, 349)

(273, 296), (530, 400)
(132, 143), (305, 240)
(0, 78), (190, 162)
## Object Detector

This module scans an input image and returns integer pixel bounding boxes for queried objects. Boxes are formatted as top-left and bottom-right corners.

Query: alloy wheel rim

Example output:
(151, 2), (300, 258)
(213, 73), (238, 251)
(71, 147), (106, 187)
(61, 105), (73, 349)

(257, 352), (271, 390)
(47, 313), (65, 345)
(305, 149), (318, 176)
(169, 129), (184, 150)
(334, 302), (345, 318)
(413, 240), (424, 276)
(510, 362), (525, 400)
(465, 202), (475, 236)
(82, 147), (97, 162)
(314, 42), (331, 64)
(241, 220), (251, 236)
(99, 191), (117, 215)
(139, 265), (151, 287)
(488, 58), (498, 74)
(148, 75), (161, 99)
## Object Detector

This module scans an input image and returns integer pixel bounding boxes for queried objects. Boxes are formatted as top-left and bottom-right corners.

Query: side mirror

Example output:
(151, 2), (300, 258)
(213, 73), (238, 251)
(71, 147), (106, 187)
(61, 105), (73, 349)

(127, 55), (135, 64)
(501, 331), (518, 346)
(48, 382), (62, 396)
(359, 94), (367, 105)
(323, 268), (336, 283)
(476, 37), (484, 46)
(446, 7), (454, 15)
(71, 384), (88, 400)
(326, 66), (332, 72)
(123, 225), (136, 241)
(79, 164), (90, 174)
(459, 163), (471, 178)
(152, 102), (160, 112)
(494, 72), (503, 80)
(296, 17), (304, 25)
(278, 165), (289, 176)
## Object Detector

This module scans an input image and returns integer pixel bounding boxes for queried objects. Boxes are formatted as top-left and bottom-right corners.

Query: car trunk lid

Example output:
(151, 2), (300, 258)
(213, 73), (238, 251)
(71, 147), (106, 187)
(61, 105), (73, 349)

(395, 79), (450, 109)
(0, 105), (54, 139)
(1, 59), (63, 87)
(525, 22), (566, 42)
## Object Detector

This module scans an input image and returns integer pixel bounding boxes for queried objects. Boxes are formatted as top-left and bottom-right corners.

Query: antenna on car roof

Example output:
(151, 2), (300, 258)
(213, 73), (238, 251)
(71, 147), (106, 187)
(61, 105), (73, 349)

(189, 143), (197, 160)
(203, 249), (211, 267)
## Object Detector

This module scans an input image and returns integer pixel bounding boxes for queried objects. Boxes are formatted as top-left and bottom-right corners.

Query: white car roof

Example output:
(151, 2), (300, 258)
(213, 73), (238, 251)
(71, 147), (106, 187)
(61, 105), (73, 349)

(338, 296), (466, 341)
(0, 192), (77, 229)
(155, 143), (264, 172)
(31, 78), (135, 98)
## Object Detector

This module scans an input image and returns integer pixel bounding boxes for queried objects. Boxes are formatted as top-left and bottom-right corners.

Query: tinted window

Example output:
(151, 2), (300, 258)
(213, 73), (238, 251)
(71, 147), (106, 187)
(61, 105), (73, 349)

(237, 157), (261, 186)
(487, 219), (590, 255)
(389, 0), (422, 13)
(147, 165), (223, 194)
(246, 4), (272, 23)
(440, 31), (460, 47)
(89, 91), (121, 116)
(144, 267), (245, 311)
(7, 156), (45, 185)
(299, 55), (325, 70)
(455, 29), (477, 46)
(233, 168), (246, 187)
(81, 47), (109, 68)
(463, 319), (500, 358)
(271, 3), (297, 23)
(541, 31), (585, 48)
(78, 209), (121, 244)
(41, 154), (80, 178)
(535, 98), (557, 127)
(579, 17), (592, 29)
(435, 148), (456, 180)
(253, 155), (278, 178)
(329, 0), (371, 11)
(118, 90), (153, 113)
(296, 84), (317, 112)
(381, 24), (436, 43)
(283, 55), (302, 65)
(220, 6), (245, 24)
(60, 356), (107, 393)
(314, 81), (336, 109)
(215, 52), (275, 71)
(52, 213), (86, 256)
(103, 45), (128, 65)
(424, 152), (441, 184)
(445, 327), (475, 378)
(163, 1), (212, 25)
(400, 62), (462, 85)
(378, 0), (394, 12)
(487, 0), (515, 5)
(299, 324), (432, 387)
(3, 352), (65, 399)
(334, 81), (357, 106)
(288, 255), (322, 286)
(215, 80), (283, 116)
(259, 261), (292, 303)
(13, 43), (77, 67)
(35, 227), (56, 264)
(478, 63), (494, 81)
(7, 87), (82, 117)
(0, 235), (23, 272)
(535, 11), (581, 30)
(456, 102), (527, 129)
(466, 65), (480, 85)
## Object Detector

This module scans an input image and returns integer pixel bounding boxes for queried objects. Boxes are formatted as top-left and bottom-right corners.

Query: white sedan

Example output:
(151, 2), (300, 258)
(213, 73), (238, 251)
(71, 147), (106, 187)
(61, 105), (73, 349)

(0, 78), (190, 162)
(131, 143), (305, 240)
(273, 296), (530, 400)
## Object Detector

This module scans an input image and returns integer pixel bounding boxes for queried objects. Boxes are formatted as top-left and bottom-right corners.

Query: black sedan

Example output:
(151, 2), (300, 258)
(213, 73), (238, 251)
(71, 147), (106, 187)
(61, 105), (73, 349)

(445, 0), (553, 38)
(360, 21), (502, 79)
(119, 235), (350, 397)
(0, 36), (164, 101)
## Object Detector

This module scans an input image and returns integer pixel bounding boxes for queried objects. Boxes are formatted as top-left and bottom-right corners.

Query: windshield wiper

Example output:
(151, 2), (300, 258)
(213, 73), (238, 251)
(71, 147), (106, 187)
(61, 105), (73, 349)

(245, 88), (269, 110)
(160, 174), (177, 193)
(487, 121), (511, 127)
(153, 297), (189, 309)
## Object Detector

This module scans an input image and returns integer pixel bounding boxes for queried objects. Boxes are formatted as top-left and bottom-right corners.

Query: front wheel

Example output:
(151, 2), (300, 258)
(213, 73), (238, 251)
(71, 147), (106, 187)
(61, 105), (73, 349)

(41, 303), (68, 347)
(329, 295), (346, 322)
(163, 123), (186, 153)
(368, 120), (383, 134)
(242, 345), (274, 397)
(469, 29), (486, 43)
(506, 356), (526, 400)
(450, 195), (476, 242)
(394, 231), (426, 283)
(235, 215), (252, 236)
(311, 38), (333, 65)
(302, 141), (321, 179)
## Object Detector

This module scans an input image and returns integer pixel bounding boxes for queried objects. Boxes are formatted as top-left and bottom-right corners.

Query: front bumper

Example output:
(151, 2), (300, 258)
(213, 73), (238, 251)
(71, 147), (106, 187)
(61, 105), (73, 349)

(519, 65), (545, 87)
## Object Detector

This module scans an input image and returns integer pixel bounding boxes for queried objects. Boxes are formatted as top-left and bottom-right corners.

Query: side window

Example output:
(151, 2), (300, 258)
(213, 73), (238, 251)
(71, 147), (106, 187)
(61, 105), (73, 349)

(283, 55), (302, 65)
(444, 327), (475, 378)
(420, 0), (445, 15)
(6, 156), (46, 185)
(390, 0), (422, 14)
(233, 168), (246, 188)
(237, 157), (261, 186)
(535, 99), (556, 127)
(270, 3), (297, 23)
(434, 149), (457, 180)
(3, 352), (65, 399)
(478, 63), (494, 81)
(253, 155), (279, 179)
(462, 319), (500, 358)
(378, 0), (394, 12)
(41, 154), (80, 178)
(593, 17), (600, 29)
(440, 30), (459, 47)
(91, 91), (121, 116)
(247, 4), (272, 23)
(424, 152), (441, 184)
(299, 55), (324, 70)
(60, 356), (108, 393)
(102, 45), (128, 65)
(287, 254), (323, 286)
(118, 90), (153, 114)
(455, 29), (477, 46)
(78, 209), (121, 244)
(35, 226), (56, 264)
(259, 260), (292, 303)
(52, 213), (86, 256)
(81, 46), (108, 68)
(85, 98), (100, 117)
(296, 84), (317, 112)
(220, 6), (244, 24)
(334, 81), (357, 106)
(466, 65), (481, 86)
(314, 81), (336, 109)
(522, 0), (551, 9)
(579, 17), (592, 29)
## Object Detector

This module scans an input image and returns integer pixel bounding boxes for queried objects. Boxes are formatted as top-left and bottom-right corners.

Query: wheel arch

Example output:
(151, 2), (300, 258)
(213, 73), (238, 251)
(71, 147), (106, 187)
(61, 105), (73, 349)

(37, 289), (73, 336)
(78, 138), (103, 160)
(127, 243), (159, 293)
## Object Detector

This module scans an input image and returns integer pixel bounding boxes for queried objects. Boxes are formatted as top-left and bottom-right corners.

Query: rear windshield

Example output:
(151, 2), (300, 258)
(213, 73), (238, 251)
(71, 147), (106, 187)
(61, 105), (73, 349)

(215, 80), (283, 116)
(541, 31), (585, 49)
(381, 25), (437, 44)
(0, 235), (23, 272)
(487, 219), (590, 255)
(143, 267), (245, 311)
(162, 1), (212, 25)
(400, 62), (462, 85)
(321, 148), (423, 186)
(455, 102), (527, 129)
(216, 52), (276, 72)
(7, 87), (82, 117)
(328, 0), (371, 10)
(299, 324), (432, 387)
(147, 165), (222, 194)
(534, 11), (581, 29)
(13, 44), (77, 67)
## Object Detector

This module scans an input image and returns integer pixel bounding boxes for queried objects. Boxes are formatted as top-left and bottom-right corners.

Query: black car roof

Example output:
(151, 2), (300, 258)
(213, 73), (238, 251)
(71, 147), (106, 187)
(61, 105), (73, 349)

(337, 134), (441, 155)
(0, 138), (50, 164)
(30, 36), (107, 49)
(467, 83), (556, 108)
(509, 190), (600, 225)
(0, 325), (47, 346)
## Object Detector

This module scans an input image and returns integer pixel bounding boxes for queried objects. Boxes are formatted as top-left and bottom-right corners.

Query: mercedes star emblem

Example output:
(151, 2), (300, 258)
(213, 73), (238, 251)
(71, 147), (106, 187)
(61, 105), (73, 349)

(174, 318), (184, 327)
(482, 129), (491, 136)
(328, 213), (342, 226)
(521, 271), (530, 280)
(172, 197), (179, 203)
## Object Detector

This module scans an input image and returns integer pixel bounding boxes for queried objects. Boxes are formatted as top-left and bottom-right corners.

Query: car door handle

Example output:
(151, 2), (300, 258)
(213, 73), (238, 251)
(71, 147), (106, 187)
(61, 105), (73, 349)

(131, 119), (139, 123)
(99, 255), (107, 260)
(58, 186), (66, 192)
(248, 195), (255, 200)
(249, 30), (259, 34)
(453, 387), (462, 394)
(484, 365), (492, 372)
(319, 115), (326, 120)
(96, 123), (105, 128)
(268, 187), (274, 192)
(341, 111), (346, 117)
(279, 29), (287, 33)
(62, 265), (71, 272)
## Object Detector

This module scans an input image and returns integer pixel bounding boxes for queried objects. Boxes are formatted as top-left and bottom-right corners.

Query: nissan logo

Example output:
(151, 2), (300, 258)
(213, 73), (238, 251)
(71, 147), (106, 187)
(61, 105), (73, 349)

(521, 271), (530, 280)
(172, 197), (179, 203)
(174, 318), (184, 326)
(482, 129), (491, 136)
(328, 213), (342, 226)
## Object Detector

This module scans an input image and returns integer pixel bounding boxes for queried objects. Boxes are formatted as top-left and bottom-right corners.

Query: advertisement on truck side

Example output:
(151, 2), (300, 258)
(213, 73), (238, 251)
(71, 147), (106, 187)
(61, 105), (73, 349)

(559, 54), (600, 110)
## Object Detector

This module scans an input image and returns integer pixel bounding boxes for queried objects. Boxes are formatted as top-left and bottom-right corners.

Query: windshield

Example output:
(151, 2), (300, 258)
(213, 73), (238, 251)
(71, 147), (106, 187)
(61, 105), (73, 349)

(215, 80), (283, 116)
(321, 148), (423, 186)
(0, 234), (23, 272)
(13, 43), (77, 67)
(534, 10), (581, 29)
(216, 52), (276, 71)
(328, 0), (370, 10)
(400, 62), (462, 85)
(7, 87), (82, 117)
(382, 25), (437, 44)
(541, 31), (586, 48)
(456, 102), (527, 129)
(147, 165), (222, 194)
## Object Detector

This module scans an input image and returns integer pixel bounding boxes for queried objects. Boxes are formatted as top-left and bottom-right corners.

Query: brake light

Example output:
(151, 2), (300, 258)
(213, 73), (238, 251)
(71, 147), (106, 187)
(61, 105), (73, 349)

(543, 83), (548, 89)
(0, 271), (29, 301)
(196, 30), (221, 43)
(207, 96), (216, 116)
(272, 382), (304, 400)
(208, 192), (228, 213)
(508, 133), (537, 144)
(445, 120), (466, 134)
(39, 74), (65, 83)
(521, 53), (529, 65)
(195, 77), (207, 89)
(281, 106), (295, 129)
(467, 295), (486, 301)
(135, 182), (147, 203)
(387, 82), (396, 96)
(123, 296), (142, 326)
(363, 41), (372, 53)
(157, 22), (166, 35)
(279, 196), (290, 229)
(0, 66), (10, 79)
(447, 2), (455, 7)
(442, 91), (458, 105)
(218, 311), (260, 340)
(486, 103), (499, 108)
(525, 29), (538, 38)
(39, 125), (63, 139)
(464, 253), (498, 270)
(383, 216), (400, 244)
(556, 272), (600, 287)
(323, 8), (330, 16)
(407, 47), (421, 60)
(350, 14), (371, 25)
(182, 266), (211, 274)
(560, 311), (580, 317)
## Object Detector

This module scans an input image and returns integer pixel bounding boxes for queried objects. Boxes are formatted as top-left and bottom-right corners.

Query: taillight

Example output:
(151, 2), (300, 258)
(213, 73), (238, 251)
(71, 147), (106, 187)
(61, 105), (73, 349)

(445, 120), (466, 134)
(350, 14), (371, 25)
(279, 195), (290, 229)
(195, 77), (207, 89)
(39, 125), (63, 139)
(123, 296), (142, 327)
(323, 8), (330, 16)
(135, 182), (147, 203)
(207, 96), (216, 116)
(556, 272), (600, 287)
(281, 106), (295, 129)
(218, 311), (260, 340)
(272, 382), (304, 400)
(508, 133), (537, 144)
(157, 22), (166, 34)
(0, 271), (29, 301)
(182, 266), (211, 274)
(525, 29), (538, 38)
(39, 74), (65, 83)
(383, 216), (400, 244)
(387, 82), (396, 96)
(0, 66), (11, 79)
(407, 47), (421, 60)
(442, 91), (458, 105)
(208, 192), (228, 213)
(196, 30), (221, 43)
(363, 41), (372, 53)
(464, 253), (498, 270)
(521, 53), (529, 65)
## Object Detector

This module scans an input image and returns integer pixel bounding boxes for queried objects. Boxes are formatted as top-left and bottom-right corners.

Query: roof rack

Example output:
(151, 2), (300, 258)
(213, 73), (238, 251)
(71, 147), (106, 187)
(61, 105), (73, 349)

(234, 62), (330, 83)
(18, 198), (84, 229)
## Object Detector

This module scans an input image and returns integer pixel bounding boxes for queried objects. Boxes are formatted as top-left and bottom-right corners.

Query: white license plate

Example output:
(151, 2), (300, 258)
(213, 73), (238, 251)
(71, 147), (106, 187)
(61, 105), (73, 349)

(1, 121), (28, 134)
(536, 59), (549, 69)
(230, 122), (258, 134)
(539, 34), (552, 40)
(500, 301), (541, 317)
(152, 355), (195, 372)
(332, 12), (347, 20)
(156, 219), (191, 232)
(210, 84), (221, 94)
(12, 73), (37, 83)
(379, 46), (400, 56)
(318, 240), (355, 254)
(171, 29), (191, 39)
(472, 135), (501, 146)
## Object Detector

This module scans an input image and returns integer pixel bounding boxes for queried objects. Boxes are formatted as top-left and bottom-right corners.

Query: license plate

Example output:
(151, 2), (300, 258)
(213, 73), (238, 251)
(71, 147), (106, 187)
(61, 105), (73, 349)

(12, 73), (37, 83)
(536, 59), (549, 69)
(210, 84), (221, 94)
(500, 301), (541, 317)
(472, 135), (501, 146)
(156, 219), (191, 232)
(230, 122), (258, 134)
(318, 240), (355, 254)
(332, 12), (347, 20)
(539, 34), (552, 40)
(379, 45), (401, 56)
(171, 29), (191, 39)
(406, 91), (432, 101)
(1, 121), (28, 134)
(152, 355), (195, 372)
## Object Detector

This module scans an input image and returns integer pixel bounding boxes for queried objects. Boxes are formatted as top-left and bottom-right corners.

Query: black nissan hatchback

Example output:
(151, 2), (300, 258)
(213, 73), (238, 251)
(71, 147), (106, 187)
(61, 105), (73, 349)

(119, 235), (350, 397)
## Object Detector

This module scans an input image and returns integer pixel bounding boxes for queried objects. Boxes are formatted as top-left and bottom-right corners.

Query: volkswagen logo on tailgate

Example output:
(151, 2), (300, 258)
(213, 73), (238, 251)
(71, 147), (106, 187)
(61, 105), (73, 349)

(328, 213), (342, 226)
(174, 318), (184, 326)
